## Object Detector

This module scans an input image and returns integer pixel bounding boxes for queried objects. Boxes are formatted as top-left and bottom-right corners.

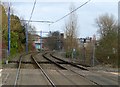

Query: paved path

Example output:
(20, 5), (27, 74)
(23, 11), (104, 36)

(2, 68), (119, 86)
(2, 69), (96, 86)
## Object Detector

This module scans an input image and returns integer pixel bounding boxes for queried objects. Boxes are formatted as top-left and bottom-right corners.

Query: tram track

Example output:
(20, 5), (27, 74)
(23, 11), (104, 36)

(13, 52), (53, 86)
(13, 53), (36, 86)
(14, 54), (24, 87)
(5, 51), (118, 86)
(49, 52), (118, 86)
(42, 52), (99, 86)
(41, 53), (78, 85)
(31, 53), (73, 86)
(32, 52), (96, 85)
(42, 53), (67, 70)
(50, 53), (88, 70)
(33, 52), (77, 85)
(31, 54), (56, 87)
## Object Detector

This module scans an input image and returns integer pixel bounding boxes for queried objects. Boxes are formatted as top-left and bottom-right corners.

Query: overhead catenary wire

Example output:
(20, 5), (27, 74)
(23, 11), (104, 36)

(51, 0), (91, 25)
(21, 20), (54, 23)
(28, 0), (37, 24)
(25, 0), (37, 53)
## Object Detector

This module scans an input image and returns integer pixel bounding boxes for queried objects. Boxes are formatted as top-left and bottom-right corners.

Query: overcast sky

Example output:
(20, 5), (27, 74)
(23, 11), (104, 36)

(2, 0), (118, 38)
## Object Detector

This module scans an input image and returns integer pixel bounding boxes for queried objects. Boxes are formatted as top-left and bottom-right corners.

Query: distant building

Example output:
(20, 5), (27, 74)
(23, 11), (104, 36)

(59, 33), (64, 50)
(32, 34), (41, 50)
(77, 37), (93, 48)
(32, 33), (64, 51)
(32, 34), (48, 50)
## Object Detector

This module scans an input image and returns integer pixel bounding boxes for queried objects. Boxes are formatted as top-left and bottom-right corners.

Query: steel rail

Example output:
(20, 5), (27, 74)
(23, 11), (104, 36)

(31, 55), (56, 87)
(43, 52), (100, 86)
(14, 52), (33, 86)
(50, 53), (102, 86)
(44, 52), (100, 86)
(50, 53), (88, 70)
(42, 53), (66, 70)
(14, 55), (22, 87)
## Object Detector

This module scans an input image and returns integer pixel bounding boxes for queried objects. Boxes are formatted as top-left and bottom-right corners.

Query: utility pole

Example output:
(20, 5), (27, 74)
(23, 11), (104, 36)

(92, 35), (96, 66)
(8, 5), (10, 55)
(25, 24), (28, 53)
(83, 38), (86, 64)
(40, 31), (42, 50)
(23, 20), (53, 53)
(80, 38), (86, 64)
(83, 43), (86, 64)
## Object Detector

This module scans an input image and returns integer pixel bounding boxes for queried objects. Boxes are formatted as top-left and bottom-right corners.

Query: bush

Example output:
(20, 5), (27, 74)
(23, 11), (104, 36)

(65, 51), (72, 58)
(65, 50), (80, 58)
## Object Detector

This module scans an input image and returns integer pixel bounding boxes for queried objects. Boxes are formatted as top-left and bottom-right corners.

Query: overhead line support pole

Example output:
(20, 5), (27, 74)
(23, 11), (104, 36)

(40, 31), (42, 50)
(25, 24), (28, 53)
(8, 6), (10, 55)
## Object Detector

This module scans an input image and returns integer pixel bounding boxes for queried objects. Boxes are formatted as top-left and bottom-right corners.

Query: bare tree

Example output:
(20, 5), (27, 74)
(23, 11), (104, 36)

(64, 3), (79, 52)
(95, 14), (117, 38)
(95, 14), (118, 66)
(46, 31), (60, 50)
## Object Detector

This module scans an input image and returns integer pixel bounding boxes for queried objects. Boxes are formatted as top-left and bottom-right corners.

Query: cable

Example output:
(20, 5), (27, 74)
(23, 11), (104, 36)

(51, 0), (91, 25)
(21, 20), (54, 23)
(28, 0), (37, 24)
(25, 0), (37, 53)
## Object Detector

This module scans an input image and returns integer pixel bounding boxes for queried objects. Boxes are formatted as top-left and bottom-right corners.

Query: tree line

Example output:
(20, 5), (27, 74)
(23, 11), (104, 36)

(1, 3), (118, 67)
(95, 14), (118, 67)
(54, 4), (118, 67)
(1, 4), (36, 56)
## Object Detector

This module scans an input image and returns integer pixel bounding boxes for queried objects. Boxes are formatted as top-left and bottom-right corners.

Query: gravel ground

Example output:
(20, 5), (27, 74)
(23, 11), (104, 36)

(34, 53), (49, 62)
(87, 65), (119, 72)
(3, 53), (34, 69)
(3, 52), (66, 70)
(22, 54), (33, 62)
(2, 54), (21, 69)
(40, 64), (63, 70)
